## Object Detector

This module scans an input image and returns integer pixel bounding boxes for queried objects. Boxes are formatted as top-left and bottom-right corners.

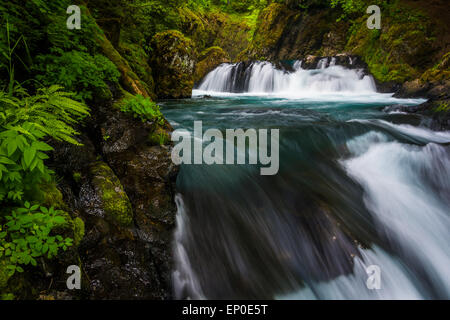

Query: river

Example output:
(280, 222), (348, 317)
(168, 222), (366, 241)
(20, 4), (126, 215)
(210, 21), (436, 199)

(160, 60), (450, 299)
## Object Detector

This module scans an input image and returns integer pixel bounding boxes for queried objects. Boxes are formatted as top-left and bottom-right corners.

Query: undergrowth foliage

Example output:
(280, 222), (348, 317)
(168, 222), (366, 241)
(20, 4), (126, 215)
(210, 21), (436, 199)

(0, 202), (73, 276)
(120, 94), (165, 125)
(0, 85), (89, 277)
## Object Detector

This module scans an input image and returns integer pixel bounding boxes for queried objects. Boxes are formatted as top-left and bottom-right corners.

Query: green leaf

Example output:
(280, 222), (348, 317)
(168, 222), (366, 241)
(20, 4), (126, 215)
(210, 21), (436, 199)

(23, 145), (36, 168)
(7, 140), (17, 156)
(32, 141), (53, 152)
(0, 156), (15, 165)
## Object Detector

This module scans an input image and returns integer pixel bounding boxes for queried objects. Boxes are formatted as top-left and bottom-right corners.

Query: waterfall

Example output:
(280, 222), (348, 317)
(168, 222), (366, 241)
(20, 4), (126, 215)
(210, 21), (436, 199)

(195, 60), (377, 96)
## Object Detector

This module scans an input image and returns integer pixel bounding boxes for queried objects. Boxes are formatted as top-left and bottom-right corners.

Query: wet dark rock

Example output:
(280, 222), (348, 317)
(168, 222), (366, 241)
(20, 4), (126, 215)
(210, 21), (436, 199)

(383, 100), (450, 131)
(79, 214), (167, 299)
(50, 134), (98, 177)
(45, 95), (178, 299)
(300, 54), (368, 71)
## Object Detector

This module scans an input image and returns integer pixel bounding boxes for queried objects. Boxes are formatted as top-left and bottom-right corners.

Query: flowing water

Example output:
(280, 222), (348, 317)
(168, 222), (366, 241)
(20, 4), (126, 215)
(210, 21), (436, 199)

(160, 61), (450, 300)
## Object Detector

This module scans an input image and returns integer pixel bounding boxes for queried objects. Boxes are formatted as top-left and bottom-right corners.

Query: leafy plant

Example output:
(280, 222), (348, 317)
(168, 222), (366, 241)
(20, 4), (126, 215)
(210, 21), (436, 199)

(0, 84), (88, 284)
(120, 94), (165, 125)
(0, 85), (90, 143)
(157, 132), (168, 145)
(0, 21), (32, 96)
(330, 0), (368, 21)
(35, 51), (120, 102)
(0, 201), (73, 277)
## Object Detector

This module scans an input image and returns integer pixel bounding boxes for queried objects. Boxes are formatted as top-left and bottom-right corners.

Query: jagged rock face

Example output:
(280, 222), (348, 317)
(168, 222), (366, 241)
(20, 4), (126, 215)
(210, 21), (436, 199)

(244, 4), (340, 61)
(149, 30), (197, 99)
(48, 103), (178, 300)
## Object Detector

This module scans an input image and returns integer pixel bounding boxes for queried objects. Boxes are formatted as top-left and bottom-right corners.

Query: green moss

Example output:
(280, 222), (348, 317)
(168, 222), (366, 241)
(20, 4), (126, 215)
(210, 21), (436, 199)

(433, 101), (450, 113)
(421, 52), (450, 82)
(150, 30), (197, 99)
(0, 259), (11, 290)
(345, 2), (437, 83)
(37, 181), (66, 210)
(90, 162), (133, 227)
(0, 293), (14, 300)
(148, 127), (170, 146)
(73, 217), (85, 247)
(177, 7), (208, 50)
(205, 10), (252, 61)
(118, 42), (156, 100)
(94, 16), (152, 98)
(248, 3), (295, 59)
(194, 46), (230, 83)
(73, 172), (82, 184)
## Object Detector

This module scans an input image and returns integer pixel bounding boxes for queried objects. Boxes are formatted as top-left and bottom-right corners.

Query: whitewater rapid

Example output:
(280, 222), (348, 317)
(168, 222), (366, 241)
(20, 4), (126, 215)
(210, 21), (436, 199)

(169, 60), (449, 300)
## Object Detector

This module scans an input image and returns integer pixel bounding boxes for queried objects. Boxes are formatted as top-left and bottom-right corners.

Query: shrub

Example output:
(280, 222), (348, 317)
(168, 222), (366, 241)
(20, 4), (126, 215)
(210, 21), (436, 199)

(0, 202), (73, 277)
(0, 85), (88, 284)
(35, 51), (120, 102)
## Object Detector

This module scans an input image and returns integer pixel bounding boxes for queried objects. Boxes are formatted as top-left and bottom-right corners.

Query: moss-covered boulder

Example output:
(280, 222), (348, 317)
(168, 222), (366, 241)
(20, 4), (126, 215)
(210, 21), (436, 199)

(149, 30), (197, 99)
(86, 161), (133, 227)
(194, 46), (230, 84)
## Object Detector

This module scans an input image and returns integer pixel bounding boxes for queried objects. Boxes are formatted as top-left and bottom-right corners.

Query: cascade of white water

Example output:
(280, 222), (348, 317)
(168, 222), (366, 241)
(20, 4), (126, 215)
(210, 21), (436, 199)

(196, 61), (377, 95)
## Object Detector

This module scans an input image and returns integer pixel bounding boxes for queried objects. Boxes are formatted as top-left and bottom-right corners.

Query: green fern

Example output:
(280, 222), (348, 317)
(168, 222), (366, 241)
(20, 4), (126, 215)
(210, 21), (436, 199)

(119, 94), (165, 125)
(0, 85), (90, 145)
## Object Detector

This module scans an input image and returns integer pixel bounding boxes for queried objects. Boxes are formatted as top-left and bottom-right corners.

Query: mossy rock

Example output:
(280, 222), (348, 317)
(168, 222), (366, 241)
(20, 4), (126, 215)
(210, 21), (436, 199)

(202, 11), (252, 61)
(421, 52), (450, 83)
(149, 30), (197, 99)
(194, 46), (230, 83)
(345, 2), (438, 83)
(177, 8), (208, 51)
(244, 3), (332, 61)
(73, 217), (85, 247)
(248, 3), (295, 59)
(37, 181), (66, 210)
(0, 259), (11, 290)
(90, 161), (133, 227)
(35, 182), (86, 247)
